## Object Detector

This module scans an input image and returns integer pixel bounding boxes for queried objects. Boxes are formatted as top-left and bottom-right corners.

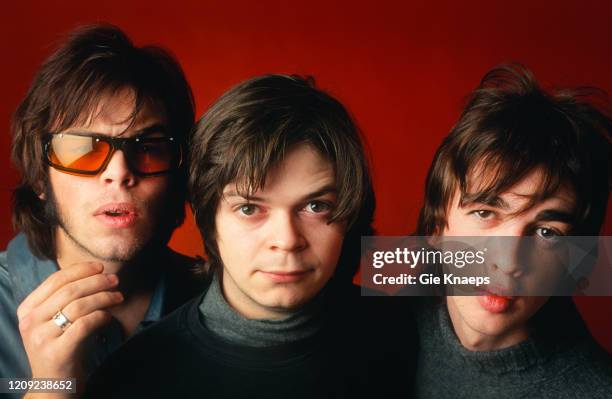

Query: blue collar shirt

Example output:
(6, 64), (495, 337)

(0, 233), (197, 397)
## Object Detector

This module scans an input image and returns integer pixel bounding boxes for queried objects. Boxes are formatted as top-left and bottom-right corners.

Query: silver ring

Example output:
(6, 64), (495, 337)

(52, 310), (72, 330)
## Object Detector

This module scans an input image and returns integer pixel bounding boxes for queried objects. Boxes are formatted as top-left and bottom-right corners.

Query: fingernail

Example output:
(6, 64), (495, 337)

(114, 292), (124, 301)
(107, 274), (118, 284)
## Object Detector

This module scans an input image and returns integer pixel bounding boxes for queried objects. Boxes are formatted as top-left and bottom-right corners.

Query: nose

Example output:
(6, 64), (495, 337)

(486, 236), (524, 278)
(99, 149), (137, 188)
(267, 211), (307, 252)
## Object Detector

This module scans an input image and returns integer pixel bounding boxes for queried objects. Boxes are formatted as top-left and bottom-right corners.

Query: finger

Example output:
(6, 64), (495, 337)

(62, 291), (124, 322)
(37, 291), (123, 340)
(58, 310), (113, 346)
(21, 314), (67, 348)
(35, 273), (119, 322)
(17, 262), (104, 319)
(33, 315), (69, 342)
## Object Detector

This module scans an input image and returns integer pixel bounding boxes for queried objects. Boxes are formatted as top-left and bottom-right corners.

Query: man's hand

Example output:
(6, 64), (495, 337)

(17, 262), (123, 384)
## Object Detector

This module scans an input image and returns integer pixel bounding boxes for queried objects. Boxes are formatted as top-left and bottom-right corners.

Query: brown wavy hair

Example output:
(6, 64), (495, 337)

(417, 63), (611, 236)
(188, 75), (375, 284)
(11, 24), (195, 259)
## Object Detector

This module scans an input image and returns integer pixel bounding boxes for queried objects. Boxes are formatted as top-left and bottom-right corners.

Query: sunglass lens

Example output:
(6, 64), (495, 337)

(131, 140), (178, 174)
(48, 135), (110, 172)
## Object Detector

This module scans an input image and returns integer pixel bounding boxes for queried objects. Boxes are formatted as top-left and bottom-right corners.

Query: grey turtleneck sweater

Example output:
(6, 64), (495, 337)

(85, 273), (416, 398)
(415, 301), (612, 398)
(199, 272), (322, 347)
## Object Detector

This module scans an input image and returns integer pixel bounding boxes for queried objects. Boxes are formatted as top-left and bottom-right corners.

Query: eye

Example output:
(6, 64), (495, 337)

(304, 201), (332, 214)
(137, 144), (151, 153)
(470, 210), (495, 220)
(534, 227), (562, 241)
(238, 204), (259, 216)
(136, 142), (163, 155)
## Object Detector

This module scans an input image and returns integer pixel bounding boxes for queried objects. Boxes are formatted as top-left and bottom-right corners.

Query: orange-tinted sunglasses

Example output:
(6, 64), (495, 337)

(43, 130), (182, 176)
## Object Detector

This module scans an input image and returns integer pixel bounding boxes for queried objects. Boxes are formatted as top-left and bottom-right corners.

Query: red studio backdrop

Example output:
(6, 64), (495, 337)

(0, 1), (611, 351)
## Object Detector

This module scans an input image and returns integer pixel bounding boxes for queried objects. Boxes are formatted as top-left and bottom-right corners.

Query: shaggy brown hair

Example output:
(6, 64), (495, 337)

(417, 63), (611, 236)
(11, 24), (195, 259)
(188, 74), (375, 283)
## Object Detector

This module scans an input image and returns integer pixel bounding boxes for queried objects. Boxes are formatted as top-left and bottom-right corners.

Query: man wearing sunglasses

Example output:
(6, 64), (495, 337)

(0, 24), (198, 397)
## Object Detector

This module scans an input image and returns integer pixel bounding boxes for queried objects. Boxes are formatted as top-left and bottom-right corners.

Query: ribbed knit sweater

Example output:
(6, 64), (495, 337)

(415, 301), (612, 398)
(84, 277), (416, 398)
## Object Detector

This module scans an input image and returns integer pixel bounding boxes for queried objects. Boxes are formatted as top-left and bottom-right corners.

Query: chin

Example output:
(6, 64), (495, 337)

(456, 301), (509, 332)
(104, 230), (146, 245)
(90, 241), (143, 262)
(262, 291), (313, 312)
(468, 317), (514, 337)
(472, 307), (532, 337)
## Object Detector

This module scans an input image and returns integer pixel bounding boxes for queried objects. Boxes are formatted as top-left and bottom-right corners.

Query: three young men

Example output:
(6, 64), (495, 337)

(2, 24), (611, 399)
(0, 25), (200, 397)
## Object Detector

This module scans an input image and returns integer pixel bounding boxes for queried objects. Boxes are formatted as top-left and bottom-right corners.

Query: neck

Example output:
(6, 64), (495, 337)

(447, 298), (529, 351)
(201, 272), (324, 347)
(54, 227), (161, 288)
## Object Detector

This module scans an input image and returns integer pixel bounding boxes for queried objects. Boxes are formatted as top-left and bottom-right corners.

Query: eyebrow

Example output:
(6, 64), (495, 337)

(132, 124), (168, 137)
(461, 194), (510, 209)
(223, 184), (338, 202)
(533, 210), (576, 225)
(462, 194), (576, 224)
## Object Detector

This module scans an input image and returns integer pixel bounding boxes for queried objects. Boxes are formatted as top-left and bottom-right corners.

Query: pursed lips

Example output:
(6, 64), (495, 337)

(482, 283), (517, 298)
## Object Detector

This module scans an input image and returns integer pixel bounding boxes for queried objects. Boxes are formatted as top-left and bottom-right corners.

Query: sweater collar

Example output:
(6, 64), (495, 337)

(434, 302), (567, 374)
(198, 272), (324, 347)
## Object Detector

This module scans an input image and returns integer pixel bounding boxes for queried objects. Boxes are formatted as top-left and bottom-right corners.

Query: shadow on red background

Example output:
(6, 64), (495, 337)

(0, 1), (610, 351)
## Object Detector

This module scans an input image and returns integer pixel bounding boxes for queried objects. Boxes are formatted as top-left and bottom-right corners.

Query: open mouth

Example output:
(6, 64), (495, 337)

(105, 209), (128, 216)
(94, 203), (138, 228)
